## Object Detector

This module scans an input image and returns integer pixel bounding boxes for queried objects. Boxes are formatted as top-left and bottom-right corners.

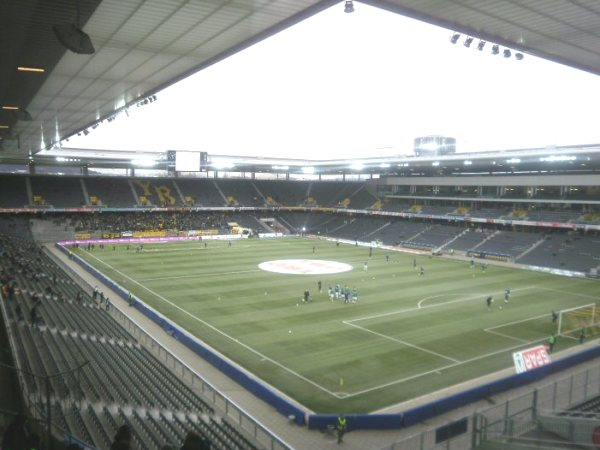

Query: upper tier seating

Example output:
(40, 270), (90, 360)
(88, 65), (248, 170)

(0, 175), (30, 208)
(84, 178), (135, 207)
(30, 176), (85, 208)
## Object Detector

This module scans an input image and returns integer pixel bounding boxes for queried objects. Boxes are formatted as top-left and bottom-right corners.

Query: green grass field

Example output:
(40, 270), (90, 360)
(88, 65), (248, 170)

(72, 238), (599, 413)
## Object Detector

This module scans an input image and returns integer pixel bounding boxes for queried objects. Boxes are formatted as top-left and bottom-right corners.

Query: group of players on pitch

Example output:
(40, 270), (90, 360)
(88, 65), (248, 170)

(303, 280), (359, 304)
(486, 288), (512, 310)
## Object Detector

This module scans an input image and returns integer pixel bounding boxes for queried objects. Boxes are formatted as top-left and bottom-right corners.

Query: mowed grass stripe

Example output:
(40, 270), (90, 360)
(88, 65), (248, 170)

(74, 238), (599, 413)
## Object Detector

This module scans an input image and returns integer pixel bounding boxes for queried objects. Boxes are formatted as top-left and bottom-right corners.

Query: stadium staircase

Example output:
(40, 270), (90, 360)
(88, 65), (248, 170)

(437, 228), (469, 251)
(80, 179), (91, 206)
(515, 236), (548, 261)
(251, 182), (269, 206)
(470, 230), (500, 251)
(171, 180), (187, 205)
(406, 225), (433, 242)
(328, 218), (355, 234)
(212, 180), (229, 206)
(363, 221), (391, 239)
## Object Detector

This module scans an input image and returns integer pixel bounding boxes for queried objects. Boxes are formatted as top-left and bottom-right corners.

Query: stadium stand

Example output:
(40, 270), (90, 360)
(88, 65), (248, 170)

(0, 175), (31, 208)
(518, 233), (600, 272)
(0, 235), (261, 449)
(216, 179), (264, 207)
(472, 230), (543, 258)
(175, 179), (226, 207)
(30, 176), (86, 208)
(84, 177), (136, 208)
(253, 180), (307, 207)
(130, 178), (184, 207)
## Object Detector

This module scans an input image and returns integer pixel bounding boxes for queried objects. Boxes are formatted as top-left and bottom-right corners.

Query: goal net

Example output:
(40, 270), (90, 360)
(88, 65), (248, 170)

(557, 304), (599, 338)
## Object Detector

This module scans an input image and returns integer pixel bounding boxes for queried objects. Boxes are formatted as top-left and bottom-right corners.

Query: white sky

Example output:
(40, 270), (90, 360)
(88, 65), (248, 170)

(65, 2), (600, 160)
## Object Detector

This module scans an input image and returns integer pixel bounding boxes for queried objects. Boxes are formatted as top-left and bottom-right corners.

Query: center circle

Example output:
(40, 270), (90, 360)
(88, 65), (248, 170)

(258, 259), (353, 275)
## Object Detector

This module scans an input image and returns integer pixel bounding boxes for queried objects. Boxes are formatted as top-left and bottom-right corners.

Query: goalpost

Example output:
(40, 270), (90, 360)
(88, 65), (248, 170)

(557, 303), (599, 338)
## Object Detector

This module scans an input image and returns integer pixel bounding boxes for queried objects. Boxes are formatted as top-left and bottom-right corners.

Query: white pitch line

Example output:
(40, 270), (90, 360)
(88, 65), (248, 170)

(349, 286), (538, 323)
(417, 292), (486, 309)
(81, 250), (342, 398)
(139, 269), (259, 282)
(483, 329), (529, 343)
(485, 313), (549, 332)
(343, 321), (460, 363)
(344, 335), (549, 398)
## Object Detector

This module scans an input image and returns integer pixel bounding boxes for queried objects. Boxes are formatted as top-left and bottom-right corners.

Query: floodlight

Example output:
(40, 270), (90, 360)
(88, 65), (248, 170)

(503, 49), (511, 58)
(463, 37), (473, 48)
(477, 40), (485, 51)
(515, 52), (524, 60)
(491, 44), (500, 55)
(450, 33), (460, 44)
(344, 1), (354, 13)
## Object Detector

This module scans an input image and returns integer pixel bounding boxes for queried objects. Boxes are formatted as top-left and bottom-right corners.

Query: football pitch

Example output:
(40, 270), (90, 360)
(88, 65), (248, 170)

(72, 237), (599, 413)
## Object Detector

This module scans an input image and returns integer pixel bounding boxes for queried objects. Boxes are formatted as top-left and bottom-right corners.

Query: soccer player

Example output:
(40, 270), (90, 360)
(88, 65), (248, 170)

(303, 290), (310, 303)
(335, 284), (341, 300)
(504, 288), (511, 303)
(343, 289), (350, 304)
(385, 254), (389, 262)
(352, 287), (358, 303)
(486, 296), (493, 309)
(317, 280), (322, 293)
(419, 266), (425, 276)
(579, 328), (586, 344)
(363, 261), (368, 271)
(328, 285), (334, 301)
(551, 310), (558, 323)
(413, 258), (417, 268)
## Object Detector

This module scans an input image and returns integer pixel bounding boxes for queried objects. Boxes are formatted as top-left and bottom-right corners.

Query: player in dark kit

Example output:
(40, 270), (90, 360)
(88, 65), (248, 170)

(486, 296), (493, 309)
(303, 290), (310, 302)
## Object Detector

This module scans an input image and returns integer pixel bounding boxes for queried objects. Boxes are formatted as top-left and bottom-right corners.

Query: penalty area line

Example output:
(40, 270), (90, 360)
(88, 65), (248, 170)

(80, 250), (343, 398)
(343, 321), (460, 363)
(342, 335), (549, 399)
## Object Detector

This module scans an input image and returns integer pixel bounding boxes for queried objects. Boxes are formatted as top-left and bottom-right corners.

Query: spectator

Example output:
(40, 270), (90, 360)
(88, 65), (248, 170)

(180, 431), (210, 450)
(2, 414), (30, 450)
(110, 424), (132, 450)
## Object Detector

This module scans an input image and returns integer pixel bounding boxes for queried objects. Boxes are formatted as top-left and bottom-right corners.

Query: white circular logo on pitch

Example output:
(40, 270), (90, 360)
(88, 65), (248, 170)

(259, 259), (353, 275)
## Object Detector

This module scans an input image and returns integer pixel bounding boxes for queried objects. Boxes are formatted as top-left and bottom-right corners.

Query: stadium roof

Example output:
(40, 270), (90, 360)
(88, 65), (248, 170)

(2, 0), (600, 165)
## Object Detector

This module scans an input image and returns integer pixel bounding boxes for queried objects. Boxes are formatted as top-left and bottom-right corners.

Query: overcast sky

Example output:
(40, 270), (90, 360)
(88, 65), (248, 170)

(65, 1), (600, 160)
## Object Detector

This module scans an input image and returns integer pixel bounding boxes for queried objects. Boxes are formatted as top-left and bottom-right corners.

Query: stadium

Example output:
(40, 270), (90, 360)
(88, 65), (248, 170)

(1, 1), (600, 450)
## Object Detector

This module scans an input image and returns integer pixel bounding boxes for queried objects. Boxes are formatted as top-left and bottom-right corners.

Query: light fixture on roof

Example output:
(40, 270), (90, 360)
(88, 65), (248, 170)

(17, 66), (45, 73)
(463, 37), (473, 48)
(450, 33), (460, 44)
(515, 52), (524, 60)
(1, 106), (19, 110)
(476, 40), (486, 51)
(503, 49), (511, 58)
(344, 1), (354, 13)
(0, 125), (9, 129)
(491, 44), (500, 55)
(53, 0), (95, 54)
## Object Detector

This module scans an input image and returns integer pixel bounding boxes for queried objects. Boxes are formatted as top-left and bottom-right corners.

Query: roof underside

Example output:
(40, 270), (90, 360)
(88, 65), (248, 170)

(1, 0), (600, 163)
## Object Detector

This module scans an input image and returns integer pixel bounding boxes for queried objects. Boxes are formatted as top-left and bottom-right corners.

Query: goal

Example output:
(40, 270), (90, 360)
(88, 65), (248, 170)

(557, 304), (599, 338)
